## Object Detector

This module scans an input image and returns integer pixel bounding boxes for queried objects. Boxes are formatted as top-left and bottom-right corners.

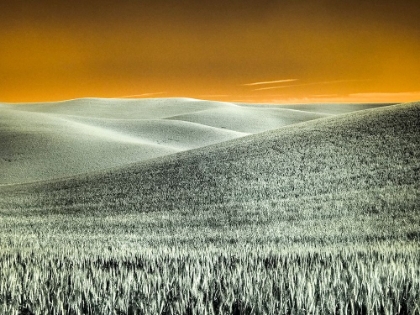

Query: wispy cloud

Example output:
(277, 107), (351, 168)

(254, 79), (369, 91)
(259, 91), (420, 104)
(199, 94), (230, 97)
(243, 79), (298, 86)
(120, 92), (167, 98)
(347, 92), (420, 102)
(311, 94), (339, 97)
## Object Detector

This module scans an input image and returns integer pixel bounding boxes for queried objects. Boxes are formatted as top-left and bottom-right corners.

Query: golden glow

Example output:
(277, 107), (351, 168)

(1, 1), (419, 103)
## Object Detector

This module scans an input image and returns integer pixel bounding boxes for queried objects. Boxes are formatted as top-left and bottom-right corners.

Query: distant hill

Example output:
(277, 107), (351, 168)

(1, 102), (418, 245)
(0, 98), (386, 185)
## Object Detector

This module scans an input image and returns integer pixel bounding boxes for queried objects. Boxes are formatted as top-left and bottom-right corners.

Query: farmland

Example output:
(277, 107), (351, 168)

(0, 102), (419, 314)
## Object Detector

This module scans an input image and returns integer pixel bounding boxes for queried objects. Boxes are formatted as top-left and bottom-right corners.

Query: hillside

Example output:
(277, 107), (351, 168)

(1, 102), (418, 247)
(1, 102), (419, 315)
(1, 97), (341, 185)
(0, 98), (389, 185)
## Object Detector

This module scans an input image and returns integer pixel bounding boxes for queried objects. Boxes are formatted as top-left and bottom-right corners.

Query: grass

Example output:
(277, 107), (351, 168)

(0, 102), (419, 314)
(4, 97), (360, 185)
(1, 242), (419, 314)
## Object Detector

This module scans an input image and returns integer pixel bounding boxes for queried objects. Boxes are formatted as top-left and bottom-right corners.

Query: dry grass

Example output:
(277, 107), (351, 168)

(1, 241), (419, 315)
(0, 102), (418, 314)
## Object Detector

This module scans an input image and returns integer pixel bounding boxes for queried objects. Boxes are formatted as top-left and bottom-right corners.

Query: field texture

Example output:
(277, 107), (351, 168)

(0, 102), (419, 314)
(2, 97), (379, 185)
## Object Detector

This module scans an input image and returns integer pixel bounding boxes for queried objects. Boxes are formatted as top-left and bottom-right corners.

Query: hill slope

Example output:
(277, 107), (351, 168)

(1, 102), (418, 246)
(2, 97), (345, 185)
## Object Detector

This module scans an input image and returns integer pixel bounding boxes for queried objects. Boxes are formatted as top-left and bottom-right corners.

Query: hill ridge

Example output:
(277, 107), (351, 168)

(0, 101), (418, 252)
(5, 98), (381, 185)
(2, 101), (417, 194)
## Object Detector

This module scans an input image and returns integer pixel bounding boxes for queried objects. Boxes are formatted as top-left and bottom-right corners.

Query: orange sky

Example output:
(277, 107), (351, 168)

(1, 0), (420, 103)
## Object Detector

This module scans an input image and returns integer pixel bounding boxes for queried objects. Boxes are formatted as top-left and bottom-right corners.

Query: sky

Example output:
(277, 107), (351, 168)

(1, 0), (420, 104)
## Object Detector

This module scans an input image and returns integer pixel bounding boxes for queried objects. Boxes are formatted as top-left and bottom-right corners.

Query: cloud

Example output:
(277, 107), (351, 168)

(243, 79), (298, 86)
(261, 91), (420, 104)
(120, 92), (167, 98)
(199, 94), (230, 97)
(311, 94), (339, 98)
(347, 92), (420, 102)
(253, 79), (370, 91)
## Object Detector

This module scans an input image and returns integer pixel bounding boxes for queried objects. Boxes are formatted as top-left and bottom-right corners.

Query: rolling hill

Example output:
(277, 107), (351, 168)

(1, 101), (418, 245)
(0, 98), (388, 185)
(1, 101), (418, 315)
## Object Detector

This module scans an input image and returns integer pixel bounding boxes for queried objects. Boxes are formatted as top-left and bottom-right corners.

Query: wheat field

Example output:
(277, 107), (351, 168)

(0, 102), (419, 314)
